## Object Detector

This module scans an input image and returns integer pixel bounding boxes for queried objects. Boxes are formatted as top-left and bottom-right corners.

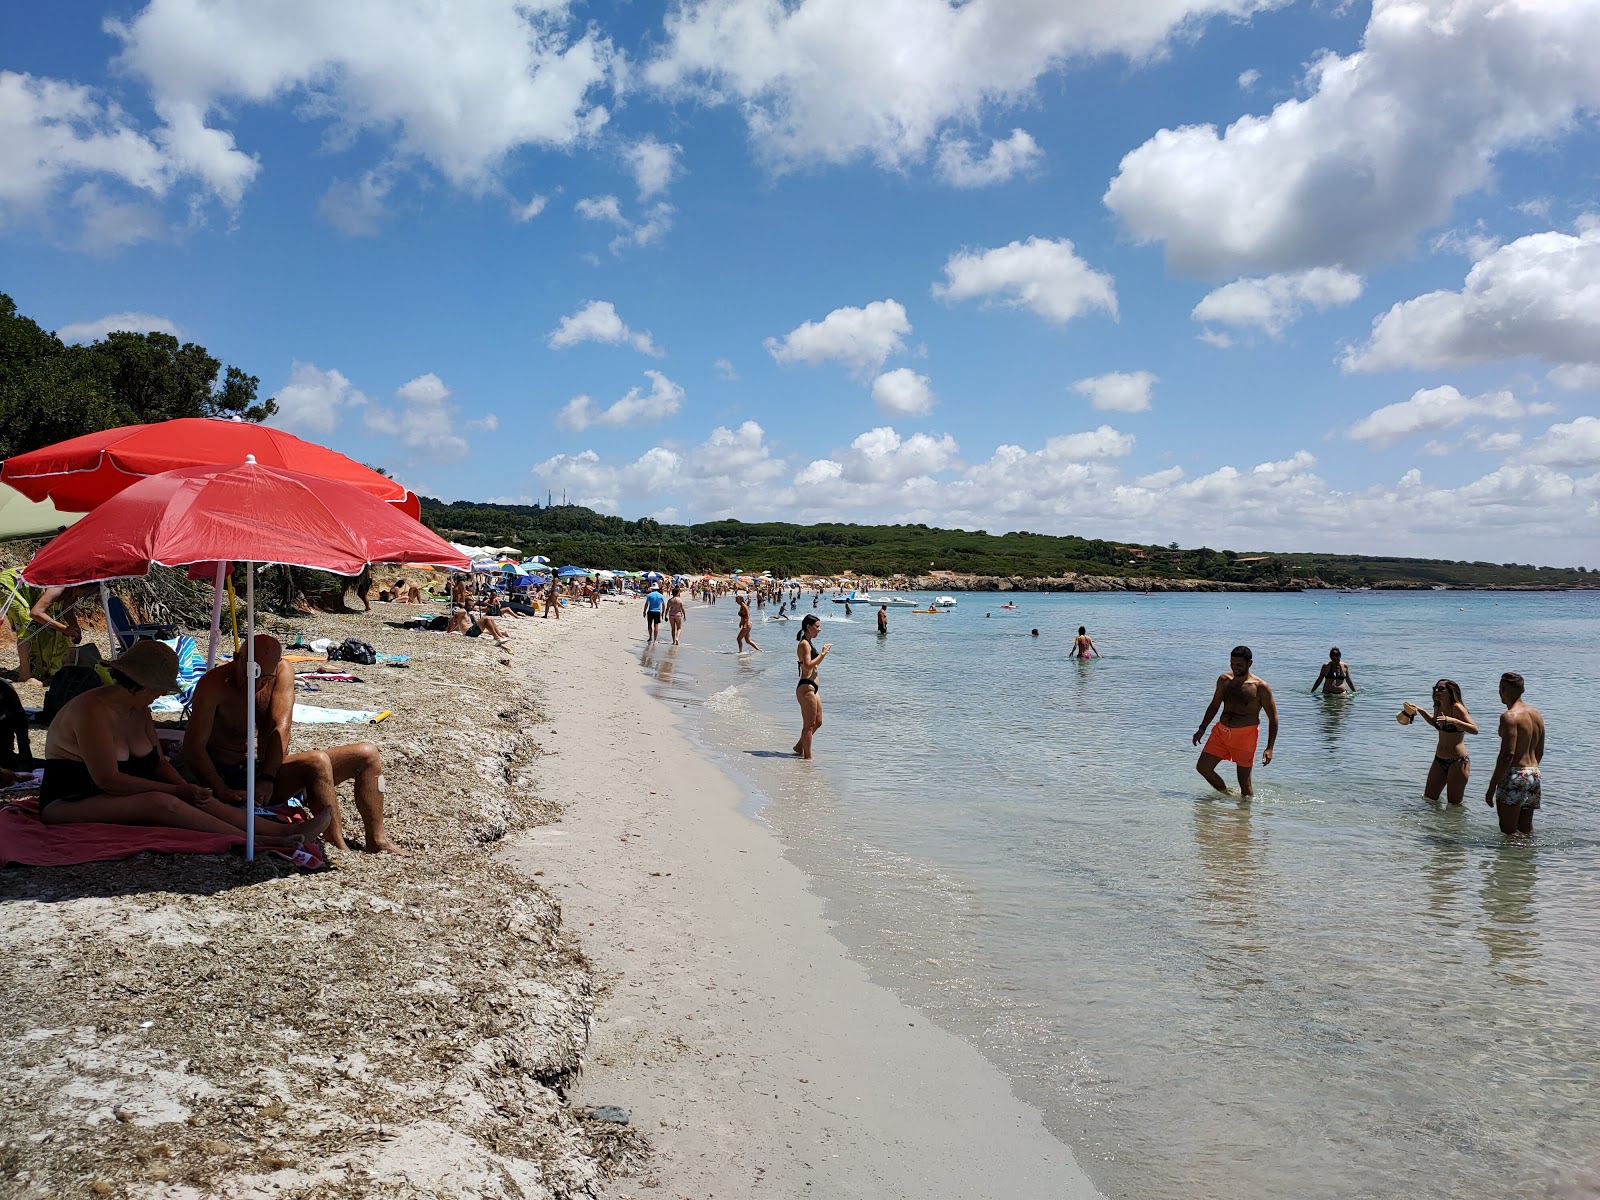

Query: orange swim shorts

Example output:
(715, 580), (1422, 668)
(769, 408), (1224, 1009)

(1202, 722), (1259, 766)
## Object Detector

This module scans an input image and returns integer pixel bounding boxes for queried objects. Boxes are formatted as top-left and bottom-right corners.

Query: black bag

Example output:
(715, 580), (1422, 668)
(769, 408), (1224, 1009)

(330, 637), (377, 665)
(41, 665), (104, 726)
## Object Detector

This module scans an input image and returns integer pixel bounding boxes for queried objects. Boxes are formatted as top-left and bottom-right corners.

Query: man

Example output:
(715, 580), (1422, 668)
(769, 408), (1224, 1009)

(643, 584), (666, 644)
(447, 600), (511, 649)
(877, 604), (888, 635)
(1485, 671), (1545, 838)
(182, 634), (403, 855)
(1193, 645), (1279, 798)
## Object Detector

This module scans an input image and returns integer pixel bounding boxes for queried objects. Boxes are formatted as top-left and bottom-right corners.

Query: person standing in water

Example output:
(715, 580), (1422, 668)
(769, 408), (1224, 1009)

(1310, 647), (1356, 694)
(735, 594), (762, 653)
(1073, 626), (1100, 658)
(1193, 645), (1279, 798)
(1413, 678), (1477, 804)
(877, 604), (888, 635)
(1485, 671), (1545, 838)
(793, 613), (831, 760)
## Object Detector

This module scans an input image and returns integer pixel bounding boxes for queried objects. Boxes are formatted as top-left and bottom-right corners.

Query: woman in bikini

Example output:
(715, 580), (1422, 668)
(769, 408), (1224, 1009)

(1416, 678), (1478, 804)
(1073, 626), (1100, 658)
(793, 614), (831, 760)
(1310, 647), (1356, 694)
(39, 640), (326, 854)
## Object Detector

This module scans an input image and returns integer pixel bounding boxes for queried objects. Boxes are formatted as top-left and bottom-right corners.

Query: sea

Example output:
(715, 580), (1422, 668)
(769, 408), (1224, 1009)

(636, 589), (1599, 1200)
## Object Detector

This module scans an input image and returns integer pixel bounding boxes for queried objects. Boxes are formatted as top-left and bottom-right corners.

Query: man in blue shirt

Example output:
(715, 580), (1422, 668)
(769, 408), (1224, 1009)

(643, 585), (666, 644)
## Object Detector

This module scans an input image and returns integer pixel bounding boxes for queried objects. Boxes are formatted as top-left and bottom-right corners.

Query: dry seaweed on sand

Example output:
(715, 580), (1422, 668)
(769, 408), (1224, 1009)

(0, 607), (645, 1198)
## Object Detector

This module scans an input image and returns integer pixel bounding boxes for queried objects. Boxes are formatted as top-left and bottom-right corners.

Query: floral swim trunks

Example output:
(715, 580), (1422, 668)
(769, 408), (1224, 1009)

(1494, 766), (1541, 810)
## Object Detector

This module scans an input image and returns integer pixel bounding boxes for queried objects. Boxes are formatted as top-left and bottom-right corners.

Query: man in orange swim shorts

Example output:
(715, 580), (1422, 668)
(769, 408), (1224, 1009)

(1193, 645), (1279, 798)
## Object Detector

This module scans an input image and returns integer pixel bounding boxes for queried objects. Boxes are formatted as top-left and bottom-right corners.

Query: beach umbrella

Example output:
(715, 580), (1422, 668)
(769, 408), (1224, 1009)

(642, 570), (663, 582)
(501, 562), (528, 576)
(23, 457), (468, 861)
(557, 565), (589, 578)
(2, 417), (421, 517)
(524, 555), (551, 567)
(0, 484), (85, 540)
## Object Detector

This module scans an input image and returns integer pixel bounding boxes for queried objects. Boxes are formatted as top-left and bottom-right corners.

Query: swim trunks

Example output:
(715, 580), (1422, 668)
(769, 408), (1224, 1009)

(1494, 766), (1541, 809)
(1202, 722), (1259, 767)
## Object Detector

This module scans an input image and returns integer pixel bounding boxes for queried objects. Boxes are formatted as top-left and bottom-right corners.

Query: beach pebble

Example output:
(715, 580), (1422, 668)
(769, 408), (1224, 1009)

(587, 1105), (630, 1125)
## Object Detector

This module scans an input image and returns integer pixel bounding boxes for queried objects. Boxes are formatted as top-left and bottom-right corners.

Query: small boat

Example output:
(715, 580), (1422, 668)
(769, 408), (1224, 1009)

(832, 589), (917, 607)
(998, 602), (1020, 611)
(932, 596), (959, 607)
(912, 606), (944, 614)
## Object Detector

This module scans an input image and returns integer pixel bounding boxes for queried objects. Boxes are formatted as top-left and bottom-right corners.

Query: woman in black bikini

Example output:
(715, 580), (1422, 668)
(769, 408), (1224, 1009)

(1415, 678), (1478, 805)
(793, 614), (831, 760)
(1310, 647), (1356, 694)
(39, 640), (326, 850)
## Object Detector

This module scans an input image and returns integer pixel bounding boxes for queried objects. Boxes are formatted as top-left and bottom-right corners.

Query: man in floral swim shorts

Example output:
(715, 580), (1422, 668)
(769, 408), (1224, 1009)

(1193, 645), (1279, 799)
(1485, 671), (1545, 838)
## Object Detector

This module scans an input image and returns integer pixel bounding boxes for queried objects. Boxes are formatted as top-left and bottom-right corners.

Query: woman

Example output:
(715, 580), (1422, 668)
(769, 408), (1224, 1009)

(4, 577), (91, 683)
(40, 640), (326, 856)
(666, 586), (687, 646)
(1415, 678), (1478, 804)
(447, 601), (511, 649)
(1311, 646), (1356, 694)
(793, 614), (831, 760)
(1073, 626), (1100, 658)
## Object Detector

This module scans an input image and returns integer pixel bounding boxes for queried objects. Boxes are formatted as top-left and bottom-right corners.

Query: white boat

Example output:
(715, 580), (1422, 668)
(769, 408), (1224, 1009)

(932, 596), (959, 607)
(831, 589), (917, 607)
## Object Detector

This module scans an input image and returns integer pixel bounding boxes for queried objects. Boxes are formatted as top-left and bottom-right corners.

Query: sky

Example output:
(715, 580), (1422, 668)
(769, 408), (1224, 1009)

(2, 0), (1598, 566)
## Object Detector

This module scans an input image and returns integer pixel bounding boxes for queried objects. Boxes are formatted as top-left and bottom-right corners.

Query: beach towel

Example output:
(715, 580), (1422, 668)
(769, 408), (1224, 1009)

(295, 672), (363, 682)
(0, 797), (241, 868)
(289, 704), (383, 725)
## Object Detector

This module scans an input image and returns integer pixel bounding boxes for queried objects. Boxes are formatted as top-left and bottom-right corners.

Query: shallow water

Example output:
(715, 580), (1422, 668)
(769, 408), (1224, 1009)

(638, 591), (1600, 1199)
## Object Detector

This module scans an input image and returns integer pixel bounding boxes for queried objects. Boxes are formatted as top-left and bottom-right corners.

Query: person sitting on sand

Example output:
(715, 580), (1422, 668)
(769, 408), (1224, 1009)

(1310, 647), (1355, 694)
(1193, 645), (1279, 798)
(1, 677), (32, 777)
(40, 640), (326, 854)
(181, 635), (401, 855)
(1411, 678), (1477, 804)
(446, 601), (511, 649)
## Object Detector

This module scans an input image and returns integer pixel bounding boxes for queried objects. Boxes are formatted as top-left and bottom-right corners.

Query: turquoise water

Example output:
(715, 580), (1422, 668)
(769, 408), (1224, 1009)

(638, 591), (1600, 1199)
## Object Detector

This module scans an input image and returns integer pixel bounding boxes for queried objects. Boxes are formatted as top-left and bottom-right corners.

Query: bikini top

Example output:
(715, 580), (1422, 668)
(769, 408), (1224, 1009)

(1327, 663), (1347, 682)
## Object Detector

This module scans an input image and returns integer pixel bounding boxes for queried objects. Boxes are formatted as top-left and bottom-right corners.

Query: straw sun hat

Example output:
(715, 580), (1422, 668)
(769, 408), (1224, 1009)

(108, 639), (179, 693)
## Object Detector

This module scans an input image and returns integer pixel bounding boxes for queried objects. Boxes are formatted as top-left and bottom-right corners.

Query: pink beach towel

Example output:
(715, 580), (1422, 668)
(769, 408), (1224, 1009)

(0, 797), (241, 868)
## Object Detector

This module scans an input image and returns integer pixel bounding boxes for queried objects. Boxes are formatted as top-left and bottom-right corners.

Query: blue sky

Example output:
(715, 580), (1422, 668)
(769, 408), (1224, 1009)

(3, 0), (1597, 564)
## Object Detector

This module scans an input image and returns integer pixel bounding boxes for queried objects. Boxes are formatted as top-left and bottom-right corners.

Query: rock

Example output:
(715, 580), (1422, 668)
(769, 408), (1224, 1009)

(587, 1105), (630, 1125)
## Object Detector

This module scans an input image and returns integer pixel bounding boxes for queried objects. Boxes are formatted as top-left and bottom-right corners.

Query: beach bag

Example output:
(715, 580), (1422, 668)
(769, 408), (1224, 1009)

(41, 664), (102, 726)
(330, 638), (377, 665)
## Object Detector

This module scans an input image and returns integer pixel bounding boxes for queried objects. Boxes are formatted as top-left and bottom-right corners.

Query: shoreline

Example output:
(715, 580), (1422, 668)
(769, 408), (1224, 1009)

(504, 602), (1104, 1199)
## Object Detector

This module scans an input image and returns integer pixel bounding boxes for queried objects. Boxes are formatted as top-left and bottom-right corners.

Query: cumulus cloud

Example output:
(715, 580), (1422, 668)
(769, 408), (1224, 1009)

(1071, 370), (1156, 413)
(512, 193), (549, 222)
(363, 372), (479, 460)
(547, 300), (663, 356)
(555, 369), (685, 432)
(1345, 385), (1552, 449)
(765, 300), (911, 377)
(56, 311), (180, 343)
(645, 0), (1279, 172)
(318, 169), (393, 236)
(713, 357), (739, 381)
(841, 427), (959, 483)
(1519, 416), (1600, 470)
(933, 237), (1117, 324)
(871, 368), (936, 416)
(1192, 267), (1364, 336)
(935, 129), (1041, 188)
(623, 136), (681, 198)
(1342, 222), (1600, 372)
(269, 360), (369, 436)
(1105, 0), (1600, 276)
(1549, 364), (1600, 392)
(575, 193), (674, 252)
(1237, 68), (1260, 90)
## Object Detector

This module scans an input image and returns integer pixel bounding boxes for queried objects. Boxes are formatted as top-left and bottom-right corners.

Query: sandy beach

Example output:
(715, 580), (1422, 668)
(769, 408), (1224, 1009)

(507, 600), (1102, 1199)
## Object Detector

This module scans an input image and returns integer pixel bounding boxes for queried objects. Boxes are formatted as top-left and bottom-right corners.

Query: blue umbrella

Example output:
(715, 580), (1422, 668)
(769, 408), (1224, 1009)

(502, 562), (528, 576)
(642, 570), (664, 582)
(557, 565), (589, 578)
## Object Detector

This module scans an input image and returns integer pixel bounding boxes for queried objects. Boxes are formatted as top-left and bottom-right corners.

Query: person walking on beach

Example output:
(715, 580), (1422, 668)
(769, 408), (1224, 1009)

(666, 586), (687, 646)
(877, 604), (888, 635)
(1311, 647), (1355, 694)
(1073, 626), (1100, 658)
(643, 585), (666, 644)
(1485, 672), (1545, 837)
(736, 594), (762, 653)
(543, 579), (561, 620)
(793, 613), (831, 760)
(1193, 646), (1279, 798)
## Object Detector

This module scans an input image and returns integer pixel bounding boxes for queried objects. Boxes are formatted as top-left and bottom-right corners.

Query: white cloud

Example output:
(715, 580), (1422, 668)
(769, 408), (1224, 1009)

(1519, 416), (1600, 470)
(1345, 385), (1551, 449)
(547, 300), (663, 356)
(1192, 267), (1364, 336)
(1237, 68), (1260, 90)
(1342, 222), (1600, 372)
(107, 0), (617, 191)
(872, 368), (936, 416)
(1549, 364), (1600, 392)
(512, 193), (548, 222)
(713, 357), (739, 381)
(1071, 370), (1156, 413)
(269, 361), (368, 436)
(623, 136), (681, 198)
(645, 0), (1281, 172)
(765, 300), (911, 376)
(933, 237), (1116, 325)
(56, 311), (180, 343)
(575, 194), (623, 224)
(1468, 429), (1521, 453)
(935, 129), (1041, 188)
(467, 413), (499, 433)
(318, 169), (393, 236)
(576, 193), (675, 253)
(555, 369), (685, 432)
(363, 372), (474, 460)
(840, 427), (958, 484)
(1104, 0), (1600, 276)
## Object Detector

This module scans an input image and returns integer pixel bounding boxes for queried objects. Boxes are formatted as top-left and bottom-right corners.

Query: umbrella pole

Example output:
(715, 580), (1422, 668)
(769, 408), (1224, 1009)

(99, 582), (115, 656)
(206, 563), (225, 668)
(245, 565), (256, 863)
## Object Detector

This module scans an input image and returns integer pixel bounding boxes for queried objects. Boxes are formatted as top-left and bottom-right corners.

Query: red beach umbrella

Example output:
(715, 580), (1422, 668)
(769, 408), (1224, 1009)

(1, 418), (421, 518)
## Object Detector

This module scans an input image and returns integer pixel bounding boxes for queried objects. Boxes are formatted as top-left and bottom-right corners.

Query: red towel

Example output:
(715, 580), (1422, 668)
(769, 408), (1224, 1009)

(0, 798), (242, 868)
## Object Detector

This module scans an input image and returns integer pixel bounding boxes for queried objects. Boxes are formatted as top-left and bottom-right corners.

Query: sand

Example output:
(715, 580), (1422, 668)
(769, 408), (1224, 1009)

(505, 601), (1105, 1200)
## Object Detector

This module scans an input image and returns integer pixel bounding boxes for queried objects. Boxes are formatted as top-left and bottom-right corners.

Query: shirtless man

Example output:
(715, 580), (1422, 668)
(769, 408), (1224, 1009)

(735, 595), (761, 653)
(877, 604), (888, 635)
(1485, 671), (1545, 838)
(181, 634), (403, 854)
(1193, 645), (1279, 798)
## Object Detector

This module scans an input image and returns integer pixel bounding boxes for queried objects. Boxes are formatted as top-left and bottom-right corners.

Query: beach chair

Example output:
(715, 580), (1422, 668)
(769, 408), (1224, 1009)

(107, 595), (178, 651)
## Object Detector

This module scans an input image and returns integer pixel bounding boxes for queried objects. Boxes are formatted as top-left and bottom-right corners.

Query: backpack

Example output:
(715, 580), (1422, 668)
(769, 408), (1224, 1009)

(41, 664), (105, 727)
(329, 637), (377, 665)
